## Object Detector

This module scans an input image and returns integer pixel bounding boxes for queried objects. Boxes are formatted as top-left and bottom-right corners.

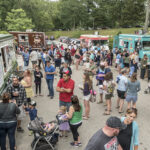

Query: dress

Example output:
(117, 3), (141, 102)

(21, 80), (34, 98)
(59, 114), (70, 131)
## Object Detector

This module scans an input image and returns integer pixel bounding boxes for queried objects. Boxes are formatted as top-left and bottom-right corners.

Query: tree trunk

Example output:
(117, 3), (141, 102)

(144, 0), (150, 33)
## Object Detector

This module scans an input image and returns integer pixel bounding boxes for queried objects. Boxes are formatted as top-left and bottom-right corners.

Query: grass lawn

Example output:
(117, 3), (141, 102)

(46, 28), (149, 39)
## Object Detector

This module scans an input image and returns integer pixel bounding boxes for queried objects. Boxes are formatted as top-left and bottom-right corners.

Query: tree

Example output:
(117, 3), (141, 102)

(0, 0), (18, 30)
(20, 0), (54, 31)
(5, 9), (34, 31)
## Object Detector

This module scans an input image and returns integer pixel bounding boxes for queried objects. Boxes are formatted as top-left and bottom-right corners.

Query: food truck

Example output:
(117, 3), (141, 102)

(80, 34), (109, 50)
(113, 34), (150, 61)
(9, 31), (46, 49)
(0, 34), (17, 94)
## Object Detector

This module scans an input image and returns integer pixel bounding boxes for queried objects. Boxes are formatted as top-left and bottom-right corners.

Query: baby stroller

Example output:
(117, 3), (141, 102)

(28, 116), (60, 150)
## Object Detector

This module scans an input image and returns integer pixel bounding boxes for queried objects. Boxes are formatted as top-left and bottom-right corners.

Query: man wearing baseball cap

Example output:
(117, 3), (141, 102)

(85, 116), (125, 150)
(56, 70), (75, 111)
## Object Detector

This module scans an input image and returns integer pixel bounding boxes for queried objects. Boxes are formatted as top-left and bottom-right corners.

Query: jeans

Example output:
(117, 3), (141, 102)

(24, 60), (29, 66)
(69, 122), (82, 141)
(59, 100), (72, 111)
(129, 66), (135, 77)
(0, 122), (17, 150)
(35, 83), (41, 94)
(140, 68), (146, 79)
(46, 79), (54, 96)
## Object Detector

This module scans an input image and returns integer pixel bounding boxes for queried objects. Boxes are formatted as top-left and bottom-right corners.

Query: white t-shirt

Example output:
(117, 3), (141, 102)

(30, 51), (38, 61)
(117, 75), (128, 91)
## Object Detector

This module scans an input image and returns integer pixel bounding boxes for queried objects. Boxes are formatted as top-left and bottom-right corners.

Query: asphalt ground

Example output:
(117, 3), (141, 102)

(9, 55), (150, 150)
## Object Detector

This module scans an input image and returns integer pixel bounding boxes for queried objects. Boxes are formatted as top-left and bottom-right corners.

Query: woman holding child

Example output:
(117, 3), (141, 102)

(66, 95), (83, 147)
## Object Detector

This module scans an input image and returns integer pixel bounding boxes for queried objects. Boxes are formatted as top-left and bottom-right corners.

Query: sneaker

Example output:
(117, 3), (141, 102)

(70, 142), (79, 147)
(17, 127), (24, 133)
(50, 96), (54, 99)
(47, 95), (50, 97)
(78, 142), (82, 147)
(29, 131), (33, 136)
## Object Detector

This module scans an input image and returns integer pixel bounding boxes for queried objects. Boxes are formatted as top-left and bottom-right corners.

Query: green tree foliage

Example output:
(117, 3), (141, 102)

(20, 0), (54, 31)
(0, 0), (147, 31)
(5, 9), (34, 31)
(0, 0), (18, 30)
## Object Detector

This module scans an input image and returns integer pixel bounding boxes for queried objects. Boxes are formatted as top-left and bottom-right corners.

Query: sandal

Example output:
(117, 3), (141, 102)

(103, 112), (110, 115)
(118, 111), (124, 114)
(105, 109), (112, 112)
(83, 116), (88, 120)
(83, 115), (90, 118)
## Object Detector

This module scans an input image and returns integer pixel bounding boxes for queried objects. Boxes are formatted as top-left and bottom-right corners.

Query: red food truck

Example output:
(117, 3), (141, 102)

(9, 31), (46, 49)
(80, 34), (109, 49)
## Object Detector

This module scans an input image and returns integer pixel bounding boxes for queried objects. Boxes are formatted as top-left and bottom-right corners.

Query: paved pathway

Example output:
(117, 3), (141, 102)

(14, 56), (150, 150)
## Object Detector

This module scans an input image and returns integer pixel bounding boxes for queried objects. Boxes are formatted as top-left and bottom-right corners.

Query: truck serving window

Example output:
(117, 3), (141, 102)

(143, 41), (150, 50)
(92, 40), (107, 46)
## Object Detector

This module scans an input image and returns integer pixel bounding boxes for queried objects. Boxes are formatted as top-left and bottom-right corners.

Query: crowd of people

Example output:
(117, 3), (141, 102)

(1, 41), (149, 150)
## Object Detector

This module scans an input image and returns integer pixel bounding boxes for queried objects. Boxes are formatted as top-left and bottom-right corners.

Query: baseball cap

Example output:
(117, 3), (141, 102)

(106, 116), (126, 130)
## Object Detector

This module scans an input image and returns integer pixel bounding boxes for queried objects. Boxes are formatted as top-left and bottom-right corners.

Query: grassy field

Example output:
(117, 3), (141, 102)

(46, 28), (149, 39)
(1, 28), (149, 39)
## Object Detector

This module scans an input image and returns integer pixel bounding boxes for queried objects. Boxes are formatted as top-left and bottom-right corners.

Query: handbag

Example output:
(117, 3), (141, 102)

(89, 89), (96, 103)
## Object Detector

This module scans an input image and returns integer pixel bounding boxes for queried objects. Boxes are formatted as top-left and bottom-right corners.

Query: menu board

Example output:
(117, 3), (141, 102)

(0, 58), (4, 88)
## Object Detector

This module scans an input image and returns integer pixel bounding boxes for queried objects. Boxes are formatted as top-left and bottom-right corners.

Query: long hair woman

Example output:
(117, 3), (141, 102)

(82, 72), (92, 120)
(0, 93), (20, 150)
(21, 69), (34, 105)
(103, 72), (115, 115)
(66, 95), (83, 147)
(126, 73), (141, 109)
(118, 108), (139, 150)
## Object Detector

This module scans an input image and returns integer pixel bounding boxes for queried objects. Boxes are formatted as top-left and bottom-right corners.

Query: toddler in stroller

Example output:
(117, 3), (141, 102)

(28, 117), (59, 150)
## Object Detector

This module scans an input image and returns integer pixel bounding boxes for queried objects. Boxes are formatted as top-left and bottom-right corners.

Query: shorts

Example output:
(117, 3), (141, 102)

(99, 85), (103, 94)
(32, 61), (37, 65)
(83, 94), (91, 101)
(59, 100), (72, 112)
(126, 95), (137, 103)
(105, 94), (113, 100)
(17, 105), (26, 120)
(117, 90), (126, 99)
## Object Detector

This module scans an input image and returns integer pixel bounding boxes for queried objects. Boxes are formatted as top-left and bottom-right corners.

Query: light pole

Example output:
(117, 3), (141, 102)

(144, 0), (150, 33)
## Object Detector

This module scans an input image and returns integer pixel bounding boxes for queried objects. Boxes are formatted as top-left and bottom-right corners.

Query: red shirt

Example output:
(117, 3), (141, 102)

(56, 51), (62, 58)
(71, 48), (76, 56)
(57, 78), (75, 102)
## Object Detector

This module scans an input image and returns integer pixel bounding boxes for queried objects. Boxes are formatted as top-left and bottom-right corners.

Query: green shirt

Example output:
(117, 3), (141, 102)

(70, 104), (83, 125)
(141, 59), (147, 69)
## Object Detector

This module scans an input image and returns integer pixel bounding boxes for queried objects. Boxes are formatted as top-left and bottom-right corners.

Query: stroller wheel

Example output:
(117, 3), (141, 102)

(35, 144), (53, 150)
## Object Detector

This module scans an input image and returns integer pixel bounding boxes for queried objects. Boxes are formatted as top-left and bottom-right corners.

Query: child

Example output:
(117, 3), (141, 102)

(42, 122), (55, 132)
(34, 66), (43, 97)
(58, 106), (70, 137)
(26, 101), (37, 135)
(103, 72), (115, 115)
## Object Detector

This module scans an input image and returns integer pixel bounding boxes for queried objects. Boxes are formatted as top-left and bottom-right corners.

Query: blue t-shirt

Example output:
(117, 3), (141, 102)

(26, 108), (37, 121)
(23, 52), (30, 61)
(45, 65), (55, 79)
(82, 48), (87, 53)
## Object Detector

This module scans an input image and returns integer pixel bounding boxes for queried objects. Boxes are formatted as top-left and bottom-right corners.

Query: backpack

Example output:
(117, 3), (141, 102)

(107, 81), (115, 94)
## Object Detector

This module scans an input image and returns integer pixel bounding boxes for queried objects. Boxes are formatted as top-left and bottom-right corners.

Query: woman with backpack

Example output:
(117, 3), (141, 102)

(103, 72), (115, 115)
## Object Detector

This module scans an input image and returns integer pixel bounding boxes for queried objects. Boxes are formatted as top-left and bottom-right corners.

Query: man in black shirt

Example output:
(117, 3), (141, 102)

(85, 116), (125, 150)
